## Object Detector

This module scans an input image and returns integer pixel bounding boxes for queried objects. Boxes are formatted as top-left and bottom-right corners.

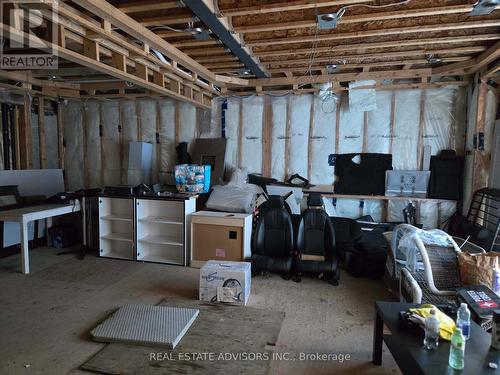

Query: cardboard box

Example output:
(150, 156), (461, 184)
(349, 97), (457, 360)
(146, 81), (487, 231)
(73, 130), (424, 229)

(199, 260), (251, 305)
(193, 224), (243, 261)
(190, 211), (253, 268)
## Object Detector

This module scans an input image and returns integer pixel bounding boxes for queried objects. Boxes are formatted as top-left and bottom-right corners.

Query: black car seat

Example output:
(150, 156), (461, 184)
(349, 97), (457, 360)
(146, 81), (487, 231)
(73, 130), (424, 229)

(295, 194), (340, 285)
(251, 195), (294, 274)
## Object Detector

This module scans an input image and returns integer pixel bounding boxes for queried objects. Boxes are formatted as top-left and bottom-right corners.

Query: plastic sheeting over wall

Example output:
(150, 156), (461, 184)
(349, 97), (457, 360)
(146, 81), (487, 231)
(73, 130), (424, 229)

(62, 99), (206, 191)
(212, 86), (468, 228)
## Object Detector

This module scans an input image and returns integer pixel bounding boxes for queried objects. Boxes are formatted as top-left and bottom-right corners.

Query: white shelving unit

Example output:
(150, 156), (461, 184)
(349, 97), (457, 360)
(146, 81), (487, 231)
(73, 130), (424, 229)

(135, 198), (196, 265)
(98, 197), (135, 260)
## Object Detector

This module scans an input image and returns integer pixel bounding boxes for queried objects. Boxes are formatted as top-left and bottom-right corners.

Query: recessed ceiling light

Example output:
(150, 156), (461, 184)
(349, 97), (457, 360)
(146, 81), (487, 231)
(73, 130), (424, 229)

(427, 55), (443, 64)
(470, 0), (499, 15)
(317, 13), (338, 29)
(326, 64), (338, 74)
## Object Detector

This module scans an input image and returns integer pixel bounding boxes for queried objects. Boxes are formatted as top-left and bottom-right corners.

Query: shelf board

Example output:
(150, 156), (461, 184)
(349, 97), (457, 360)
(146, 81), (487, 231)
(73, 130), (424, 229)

(138, 216), (183, 225)
(138, 235), (183, 246)
(101, 214), (132, 222)
(100, 251), (134, 260)
(100, 233), (133, 242)
(137, 253), (183, 265)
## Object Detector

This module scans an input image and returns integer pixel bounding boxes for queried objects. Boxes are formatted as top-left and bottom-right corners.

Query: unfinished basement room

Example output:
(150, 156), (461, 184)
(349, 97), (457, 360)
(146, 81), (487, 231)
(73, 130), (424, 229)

(0, 0), (500, 374)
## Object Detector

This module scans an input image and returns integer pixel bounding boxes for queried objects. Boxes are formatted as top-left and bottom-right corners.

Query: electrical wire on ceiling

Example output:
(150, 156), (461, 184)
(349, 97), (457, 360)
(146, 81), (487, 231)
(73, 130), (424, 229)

(335, 0), (412, 21)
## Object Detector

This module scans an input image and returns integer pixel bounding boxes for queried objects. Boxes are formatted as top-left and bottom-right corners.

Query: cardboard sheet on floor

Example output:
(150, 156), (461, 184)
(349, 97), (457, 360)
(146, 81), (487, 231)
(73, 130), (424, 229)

(82, 298), (285, 375)
(91, 304), (199, 349)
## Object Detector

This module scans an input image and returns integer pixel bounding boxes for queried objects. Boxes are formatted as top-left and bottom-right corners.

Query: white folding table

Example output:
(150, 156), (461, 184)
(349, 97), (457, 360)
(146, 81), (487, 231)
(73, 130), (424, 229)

(0, 201), (81, 274)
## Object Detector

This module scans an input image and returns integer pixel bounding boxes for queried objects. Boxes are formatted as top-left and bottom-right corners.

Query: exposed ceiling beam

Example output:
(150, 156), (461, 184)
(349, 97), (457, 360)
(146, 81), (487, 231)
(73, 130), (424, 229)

(182, 0), (268, 78)
(118, 0), (180, 14)
(261, 46), (487, 66)
(233, 5), (500, 33)
(265, 57), (471, 73)
(433, 40), (500, 75)
(219, 0), (371, 16)
(138, 14), (195, 27)
(253, 34), (500, 58)
(232, 69), (435, 88)
(246, 20), (500, 47)
(72, 0), (216, 82)
(1, 22), (211, 108)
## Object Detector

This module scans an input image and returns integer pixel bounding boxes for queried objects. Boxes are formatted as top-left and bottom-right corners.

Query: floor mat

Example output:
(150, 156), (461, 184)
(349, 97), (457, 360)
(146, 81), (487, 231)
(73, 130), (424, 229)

(91, 304), (199, 349)
(81, 298), (285, 375)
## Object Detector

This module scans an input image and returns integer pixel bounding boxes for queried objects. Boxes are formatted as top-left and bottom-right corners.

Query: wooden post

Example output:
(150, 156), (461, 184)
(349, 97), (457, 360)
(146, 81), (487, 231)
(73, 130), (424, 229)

(99, 103), (105, 186)
(417, 90), (426, 169)
(237, 98), (243, 169)
(136, 101), (142, 141)
(261, 95), (273, 177)
(57, 102), (65, 171)
(362, 111), (369, 152)
(472, 81), (490, 193)
(284, 95), (291, 179)
(14, 106), (21, 169)
(307, 95), (315, 181)
(155, 100), (161, 183)
(174, 101), (180, 145)
(38, 97), (47, 169)
(335, 94), (341, 153)
(118, 102), (124, 184)
(389, 92), (396, 154)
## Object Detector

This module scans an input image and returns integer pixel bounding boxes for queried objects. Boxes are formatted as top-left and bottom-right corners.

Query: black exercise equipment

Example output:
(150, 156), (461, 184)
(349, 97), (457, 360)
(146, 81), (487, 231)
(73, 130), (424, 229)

(295, 193), (340, 285)
(251, 194), (294, 274)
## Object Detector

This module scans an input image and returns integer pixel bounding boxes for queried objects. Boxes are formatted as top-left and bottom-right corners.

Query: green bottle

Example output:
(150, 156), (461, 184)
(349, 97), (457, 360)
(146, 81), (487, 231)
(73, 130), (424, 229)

(449, 327), (465, 370)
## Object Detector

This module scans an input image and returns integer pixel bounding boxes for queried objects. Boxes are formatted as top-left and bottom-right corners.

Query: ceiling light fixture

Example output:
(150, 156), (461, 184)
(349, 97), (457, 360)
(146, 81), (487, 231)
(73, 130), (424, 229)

(326, 64), (338, 73)
(427, 54), (443, 65)
(470, 0), (499, 15)
(317, 13), (338, 29)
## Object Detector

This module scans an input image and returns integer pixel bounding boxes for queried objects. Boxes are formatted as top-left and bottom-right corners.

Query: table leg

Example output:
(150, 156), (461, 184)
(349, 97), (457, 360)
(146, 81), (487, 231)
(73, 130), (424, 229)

(46, 217), (53, 246)
(20, 219), (30, 274)
(372, 309), (383, 365)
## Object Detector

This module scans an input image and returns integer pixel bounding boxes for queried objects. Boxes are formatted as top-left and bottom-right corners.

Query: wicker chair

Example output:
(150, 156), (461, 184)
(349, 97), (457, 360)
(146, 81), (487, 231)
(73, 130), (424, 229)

(399, 231), (485, 305)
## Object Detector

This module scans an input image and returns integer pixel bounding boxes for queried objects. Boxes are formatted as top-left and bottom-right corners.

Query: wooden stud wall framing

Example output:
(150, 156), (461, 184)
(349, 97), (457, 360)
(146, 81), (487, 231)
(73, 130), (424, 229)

(262, 95), (272, 177)
(38, 97), (47, 169)
(307, 97), (315, 181)
(57, 103), (65, 171)
(237, 98), (244, 169)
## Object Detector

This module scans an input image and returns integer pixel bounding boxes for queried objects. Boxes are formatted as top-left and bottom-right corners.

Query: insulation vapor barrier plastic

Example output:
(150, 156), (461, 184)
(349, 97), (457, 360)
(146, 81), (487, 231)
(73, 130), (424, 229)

(212, 86), (473, 228)
(62, 98), (202, 190)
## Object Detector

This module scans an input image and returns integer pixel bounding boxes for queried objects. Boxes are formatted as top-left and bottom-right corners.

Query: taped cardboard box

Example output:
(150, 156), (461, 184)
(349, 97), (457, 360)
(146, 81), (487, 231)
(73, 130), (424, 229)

(199, 261), (251, 306)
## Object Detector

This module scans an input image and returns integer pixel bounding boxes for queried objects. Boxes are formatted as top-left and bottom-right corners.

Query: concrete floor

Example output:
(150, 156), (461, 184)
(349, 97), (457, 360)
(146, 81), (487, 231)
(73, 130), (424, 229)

(0, 247), (401, 375)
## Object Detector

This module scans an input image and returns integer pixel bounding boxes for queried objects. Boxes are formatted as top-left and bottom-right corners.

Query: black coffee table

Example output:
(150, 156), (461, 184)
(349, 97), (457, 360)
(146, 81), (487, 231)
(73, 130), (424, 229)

(373, 301), (500, 375)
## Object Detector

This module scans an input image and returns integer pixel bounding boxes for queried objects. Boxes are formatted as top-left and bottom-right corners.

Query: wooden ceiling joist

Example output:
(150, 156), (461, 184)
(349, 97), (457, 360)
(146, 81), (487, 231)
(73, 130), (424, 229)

(72, 0), (216, 82)
(0, 22), (211, 108)
(117, 0), (180, 14)
(261, 47), (487, 67)
(246, 20), (500, 47)
(253, 34), (500, 58)
(265, 56), (472, 74)
(433, 39), (500, 76)
(232, 5), (500, 34)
